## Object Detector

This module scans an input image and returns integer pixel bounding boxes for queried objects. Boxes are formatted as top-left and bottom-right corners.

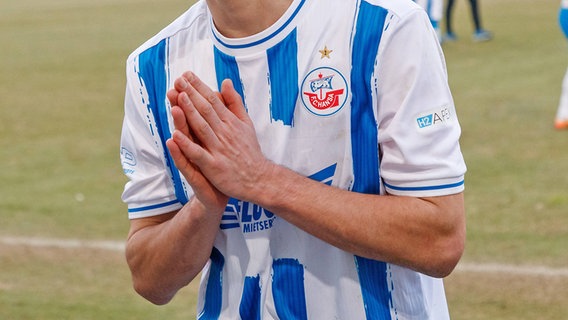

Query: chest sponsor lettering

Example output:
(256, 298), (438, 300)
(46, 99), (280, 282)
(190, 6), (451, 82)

(222, 198), (276, 233)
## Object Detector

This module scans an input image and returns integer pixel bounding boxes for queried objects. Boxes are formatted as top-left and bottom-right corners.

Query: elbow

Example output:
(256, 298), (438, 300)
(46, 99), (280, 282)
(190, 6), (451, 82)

(126, 253), (199, 305)
(430, 239), (464, 278)
(422, 193), (466, 278)
(132, 276), (176, 305)
(425, 229), (465, 278)
(126, 252), (177, 305)
(125, 245), (203, 305)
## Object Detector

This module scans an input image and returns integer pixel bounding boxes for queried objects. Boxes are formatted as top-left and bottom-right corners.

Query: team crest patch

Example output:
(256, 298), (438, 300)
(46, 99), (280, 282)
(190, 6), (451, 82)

(301, 67), (348, 116)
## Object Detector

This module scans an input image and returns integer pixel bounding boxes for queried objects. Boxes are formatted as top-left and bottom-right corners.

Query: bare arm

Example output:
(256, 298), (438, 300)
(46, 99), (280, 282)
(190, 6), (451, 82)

(125, 77), (230, 305)
(168, 72), (465, 278)
(125, 198), (222, 305)
(252, 164), (465, 277)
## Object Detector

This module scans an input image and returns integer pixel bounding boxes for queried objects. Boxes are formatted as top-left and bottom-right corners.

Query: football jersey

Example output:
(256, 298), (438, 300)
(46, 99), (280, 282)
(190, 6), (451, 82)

(120, 0), (466, 319)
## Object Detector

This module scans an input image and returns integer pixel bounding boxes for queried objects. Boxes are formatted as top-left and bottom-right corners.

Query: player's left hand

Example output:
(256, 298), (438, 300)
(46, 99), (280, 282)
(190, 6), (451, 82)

(168, 71), (274, 203)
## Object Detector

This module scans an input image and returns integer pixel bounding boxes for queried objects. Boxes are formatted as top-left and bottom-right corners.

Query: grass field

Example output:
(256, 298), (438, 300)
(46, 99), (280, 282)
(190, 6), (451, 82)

(1, 0), (567, 319)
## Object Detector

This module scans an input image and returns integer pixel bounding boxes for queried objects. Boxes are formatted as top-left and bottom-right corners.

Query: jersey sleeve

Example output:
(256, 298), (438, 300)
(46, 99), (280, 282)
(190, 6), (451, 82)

(376, 8), (467, 197)
(119, 55), (184, 219)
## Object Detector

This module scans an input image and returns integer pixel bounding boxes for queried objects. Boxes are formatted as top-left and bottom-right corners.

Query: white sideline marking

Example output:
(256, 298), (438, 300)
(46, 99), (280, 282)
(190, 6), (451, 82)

(0, 236), (125, 252)
(2, 236), (567, 277)
(455, 262), (568, 277)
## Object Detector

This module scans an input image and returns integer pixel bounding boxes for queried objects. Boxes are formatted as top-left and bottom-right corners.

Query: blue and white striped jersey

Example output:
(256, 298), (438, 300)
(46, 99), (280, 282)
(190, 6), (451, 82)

(120, 0), (466, 318)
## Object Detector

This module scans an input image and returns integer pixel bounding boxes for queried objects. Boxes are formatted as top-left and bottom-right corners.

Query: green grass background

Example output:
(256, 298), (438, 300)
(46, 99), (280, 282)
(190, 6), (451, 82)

(0, 0), (567, 318)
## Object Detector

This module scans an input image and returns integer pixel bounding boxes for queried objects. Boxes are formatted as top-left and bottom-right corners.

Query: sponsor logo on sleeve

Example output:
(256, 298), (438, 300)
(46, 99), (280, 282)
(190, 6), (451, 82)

(415, 106), (453, 129)
(120, 147), (137, 174)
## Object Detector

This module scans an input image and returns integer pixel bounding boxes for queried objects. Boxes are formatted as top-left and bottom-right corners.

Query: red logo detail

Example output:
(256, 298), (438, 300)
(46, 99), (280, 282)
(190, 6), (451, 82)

(301, 68), (348, 116)
(303, 89), (345, 110)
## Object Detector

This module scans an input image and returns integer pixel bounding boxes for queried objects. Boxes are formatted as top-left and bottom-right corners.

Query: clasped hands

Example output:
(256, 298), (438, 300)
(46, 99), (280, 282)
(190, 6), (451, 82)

(165, 72), (273, 213)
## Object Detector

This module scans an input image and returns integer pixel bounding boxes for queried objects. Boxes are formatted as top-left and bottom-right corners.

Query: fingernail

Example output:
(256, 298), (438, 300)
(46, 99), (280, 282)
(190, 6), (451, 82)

(172, 130), (182, 141)
(180, 92), (190, 105)
(185, 72), (194, 82)
(179, 78), (189, 89)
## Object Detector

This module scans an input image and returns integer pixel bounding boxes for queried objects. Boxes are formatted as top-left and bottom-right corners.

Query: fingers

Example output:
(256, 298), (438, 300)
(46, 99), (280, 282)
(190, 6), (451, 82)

(166, 136), (208, 194)
(166, 136), (194, 177)
(167, 88), (179, 107)
(168, 130), (211, 169)
(177, 91), (222, 150)
(182, 72), (231, 124)
(168, 72), (251, 165)
(171, 105), (191, 137)
(171, 73), (227, 150)
(220, 79), (251, 125)
(167, 135), (229, 213)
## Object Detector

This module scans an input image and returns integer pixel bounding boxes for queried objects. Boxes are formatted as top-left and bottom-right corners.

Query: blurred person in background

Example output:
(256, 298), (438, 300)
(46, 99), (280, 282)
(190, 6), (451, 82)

(444, 0), (492, 42)
(555, 0), (568, 129)
(414, 0), (444, 42)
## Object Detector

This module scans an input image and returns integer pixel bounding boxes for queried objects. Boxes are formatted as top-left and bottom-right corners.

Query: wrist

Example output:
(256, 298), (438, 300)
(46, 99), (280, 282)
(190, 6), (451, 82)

(185, 196), (225, 222)
(249, 161), (294, 210)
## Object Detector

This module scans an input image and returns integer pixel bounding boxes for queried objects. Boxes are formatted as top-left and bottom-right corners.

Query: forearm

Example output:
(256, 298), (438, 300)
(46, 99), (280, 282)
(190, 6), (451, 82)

(163, 71), (465, 277)
(253, 164), (465, 278)
(125, 199), (223, 305)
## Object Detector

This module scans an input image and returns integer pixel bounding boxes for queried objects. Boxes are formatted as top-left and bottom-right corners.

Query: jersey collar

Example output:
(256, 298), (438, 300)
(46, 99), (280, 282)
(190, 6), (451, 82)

(209, 0), (306, 55)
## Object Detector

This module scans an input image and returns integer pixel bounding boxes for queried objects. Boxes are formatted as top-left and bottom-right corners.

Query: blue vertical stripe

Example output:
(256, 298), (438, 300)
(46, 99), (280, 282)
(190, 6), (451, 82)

(137, 39), (188, 204)
(355, 257), (393, 320)
(267, 29), (299, 126)
(272, 259), (307, 320)
(350, 2), (393, 319)
(198, 247), (225, 320)
(350, 1), (384, 195)
(213, 46), (245, 105)
(239, 275), (261, 320)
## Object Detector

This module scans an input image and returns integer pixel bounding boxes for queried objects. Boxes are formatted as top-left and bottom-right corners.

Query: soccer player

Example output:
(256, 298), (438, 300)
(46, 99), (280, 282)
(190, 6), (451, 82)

(120, 0), (467, 318)
(444, 0), (492, 42)
(556, 0), (568, 129)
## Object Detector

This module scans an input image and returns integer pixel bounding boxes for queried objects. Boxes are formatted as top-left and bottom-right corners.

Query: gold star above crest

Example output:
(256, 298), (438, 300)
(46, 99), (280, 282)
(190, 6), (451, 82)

(319, 45), (333, 59)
